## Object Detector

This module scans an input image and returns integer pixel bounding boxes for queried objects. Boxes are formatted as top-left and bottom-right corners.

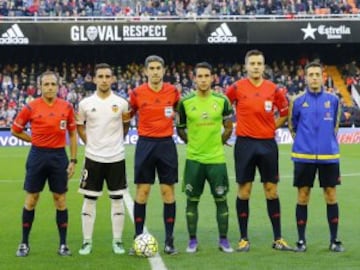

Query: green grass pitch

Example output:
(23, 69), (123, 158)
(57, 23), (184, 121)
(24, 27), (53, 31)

(0, 144), (359, 270)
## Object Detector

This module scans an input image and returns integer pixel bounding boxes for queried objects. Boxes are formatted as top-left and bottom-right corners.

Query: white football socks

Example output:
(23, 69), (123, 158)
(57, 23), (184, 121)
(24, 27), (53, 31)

(81, 198), (96, 243)
(111, 199), (125, 242)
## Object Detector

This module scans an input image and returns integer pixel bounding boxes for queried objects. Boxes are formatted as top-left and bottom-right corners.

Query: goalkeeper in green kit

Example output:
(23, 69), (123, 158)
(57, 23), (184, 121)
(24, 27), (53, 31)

(176, 62), (234, 253)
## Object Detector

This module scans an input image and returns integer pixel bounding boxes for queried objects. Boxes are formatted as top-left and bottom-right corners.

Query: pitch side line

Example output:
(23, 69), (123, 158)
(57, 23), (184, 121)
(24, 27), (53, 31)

(123, 190), (168, 270)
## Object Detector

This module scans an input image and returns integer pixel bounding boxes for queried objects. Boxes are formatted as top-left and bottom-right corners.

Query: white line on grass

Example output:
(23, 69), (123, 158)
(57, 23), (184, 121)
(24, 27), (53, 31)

(0, 179), (168, 270)
(123, 190), (168, 270)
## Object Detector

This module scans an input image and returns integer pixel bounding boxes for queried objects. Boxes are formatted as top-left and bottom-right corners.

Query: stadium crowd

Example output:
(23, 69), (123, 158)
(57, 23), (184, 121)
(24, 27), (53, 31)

(0, 0), (359, 17)
(0, 59), (359, 128)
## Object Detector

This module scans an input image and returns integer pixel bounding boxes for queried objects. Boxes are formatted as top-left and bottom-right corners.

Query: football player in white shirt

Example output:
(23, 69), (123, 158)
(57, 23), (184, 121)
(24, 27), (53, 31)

(76, 63), (131, 255)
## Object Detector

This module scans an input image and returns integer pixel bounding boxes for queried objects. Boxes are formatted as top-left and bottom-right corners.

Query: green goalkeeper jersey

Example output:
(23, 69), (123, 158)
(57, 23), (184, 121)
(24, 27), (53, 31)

(177, 91), (233, 164)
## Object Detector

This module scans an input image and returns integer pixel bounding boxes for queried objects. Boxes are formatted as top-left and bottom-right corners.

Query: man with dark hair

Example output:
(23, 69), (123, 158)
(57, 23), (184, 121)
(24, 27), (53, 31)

(12, 71), (77, 257)
(129, 55), (179, 255)
(177, 62), (234, 253)
(226, 49), (292, 252)
(289, 62), (344, 252)
(77, 63), (130, 255)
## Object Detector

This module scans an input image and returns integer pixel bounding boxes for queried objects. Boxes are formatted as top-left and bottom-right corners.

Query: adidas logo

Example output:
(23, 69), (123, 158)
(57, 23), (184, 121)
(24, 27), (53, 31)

(207, 23), (237, 44)
(0, 24), (29, 45)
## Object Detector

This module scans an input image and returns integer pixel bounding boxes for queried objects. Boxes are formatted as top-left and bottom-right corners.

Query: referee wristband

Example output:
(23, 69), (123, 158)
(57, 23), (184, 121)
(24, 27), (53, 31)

(70, 158), (77, 164)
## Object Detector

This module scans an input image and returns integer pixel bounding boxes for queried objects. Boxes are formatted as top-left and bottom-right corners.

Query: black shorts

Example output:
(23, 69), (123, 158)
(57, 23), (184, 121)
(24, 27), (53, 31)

(78, 158), (127, 197)
(234, 136), (279, 184)
(24, 146), (69, 194)
(293, 162), (341, 188)
(134, 136), (178, 185)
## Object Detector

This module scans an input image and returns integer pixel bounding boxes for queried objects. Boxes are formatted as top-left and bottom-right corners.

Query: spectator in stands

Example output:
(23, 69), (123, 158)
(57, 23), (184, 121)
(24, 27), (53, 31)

(1, 58), (359, 128)
(16, 92), (24, 106)
(158, 0), (170, 15)
(25, 0), (39, 16)
(26, 83), (36, 97)
(101, 0), (114, 16)
(0, 0), (9, 16)
(19, 68), (29, 86)
(1, 0), (360, 17)
(1, 73), (13, 92)
(74, 73), (84, 88)
(14, 0), (24, 10)
(37, 0), (48, 16)
(12, 75), (23, 92)
(53, 1), (64, 16)
(63, 0), (75, 15)
(25, 94), (35, 104)
(329, 0), (341, 14)
(186, 0), (197, 16)
(175, 0), (185, 16)
(66, 88), (78, 108)
(141, 0), (157, 16)
(83, 0), (95, 16)
(228, 0), (240, 15)
(6, 103), (17, 125)
(83, 73), (96, 93)
(7, 97), (16, 108)
(58, 81), (69, 99)
(295, 0), (308, 14)
(244, 0), (256, 14)
(167, 0), (176, 15)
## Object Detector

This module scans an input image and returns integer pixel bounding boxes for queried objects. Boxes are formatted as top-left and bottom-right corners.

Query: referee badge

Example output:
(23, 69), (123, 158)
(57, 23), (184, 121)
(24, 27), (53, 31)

(164, 106), (174, 118)
(59, 120), (67, 130)
(264, 101), (273, 112)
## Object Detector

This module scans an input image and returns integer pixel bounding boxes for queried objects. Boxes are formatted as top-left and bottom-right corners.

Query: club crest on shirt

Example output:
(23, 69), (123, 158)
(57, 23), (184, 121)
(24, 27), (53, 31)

(112, 104), (119, 113)
(59, 120), (67, 130)
(213, 103), (218, 111)
(324, 101), (330, 108)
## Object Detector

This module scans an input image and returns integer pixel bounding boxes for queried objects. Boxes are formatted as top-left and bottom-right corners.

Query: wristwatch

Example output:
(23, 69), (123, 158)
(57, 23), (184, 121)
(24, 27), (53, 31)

(70, 158), (78, 164)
